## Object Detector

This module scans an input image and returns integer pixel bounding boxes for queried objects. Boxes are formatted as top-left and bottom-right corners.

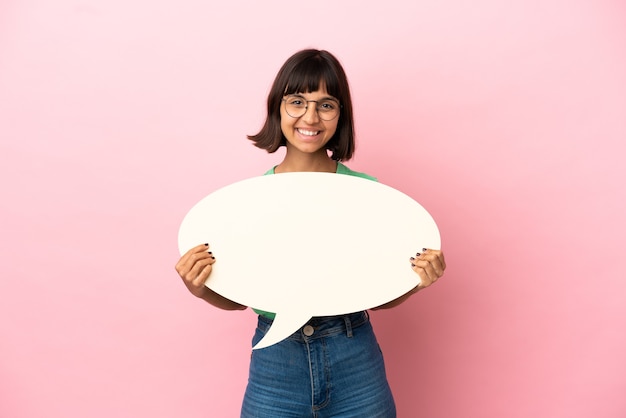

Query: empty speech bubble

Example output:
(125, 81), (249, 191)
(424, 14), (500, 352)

(178, 172), (440, 349)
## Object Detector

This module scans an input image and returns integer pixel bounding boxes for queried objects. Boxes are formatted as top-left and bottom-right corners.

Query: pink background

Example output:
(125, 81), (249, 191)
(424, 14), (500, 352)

(1, 1), (625, 417)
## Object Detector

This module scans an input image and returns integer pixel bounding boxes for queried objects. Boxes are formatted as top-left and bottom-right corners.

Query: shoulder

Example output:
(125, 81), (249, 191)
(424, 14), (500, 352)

(336, 162), (378, 182)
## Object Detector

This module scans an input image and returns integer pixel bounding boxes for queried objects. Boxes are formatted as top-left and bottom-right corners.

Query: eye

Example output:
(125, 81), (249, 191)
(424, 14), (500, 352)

(319, 101), (337, 111)
(286, 96), (306, 107)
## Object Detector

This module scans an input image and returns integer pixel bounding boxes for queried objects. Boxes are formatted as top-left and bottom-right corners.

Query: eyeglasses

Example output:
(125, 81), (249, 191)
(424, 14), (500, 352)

(282, 94), (341, 121)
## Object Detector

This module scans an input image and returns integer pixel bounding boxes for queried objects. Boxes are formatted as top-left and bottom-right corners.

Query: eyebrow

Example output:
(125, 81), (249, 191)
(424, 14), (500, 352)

(287, 93), (339, 102)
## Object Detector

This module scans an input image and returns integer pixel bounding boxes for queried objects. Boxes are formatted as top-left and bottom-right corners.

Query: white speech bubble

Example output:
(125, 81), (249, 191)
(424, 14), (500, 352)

(178, 173), (440, 349)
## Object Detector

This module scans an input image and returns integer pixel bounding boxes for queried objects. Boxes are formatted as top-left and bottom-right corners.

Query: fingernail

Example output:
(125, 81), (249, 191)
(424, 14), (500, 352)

(204, 243), (209, 246)
(211, 256), (215, 259)
(410, 257), (415, 261)
(411, 263), (415, 267)
(415, 252), (421, 257)
(422, 248), (428, 252)
(208, 251), (212, 254)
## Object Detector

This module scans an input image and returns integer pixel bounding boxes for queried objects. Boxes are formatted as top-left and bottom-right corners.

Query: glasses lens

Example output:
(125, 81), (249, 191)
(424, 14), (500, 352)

(284, 96), (307, 118)
(316, 99), (339, 121)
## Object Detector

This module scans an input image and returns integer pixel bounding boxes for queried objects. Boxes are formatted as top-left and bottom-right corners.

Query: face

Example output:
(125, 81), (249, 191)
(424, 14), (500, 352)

(280, 85), (340, 156)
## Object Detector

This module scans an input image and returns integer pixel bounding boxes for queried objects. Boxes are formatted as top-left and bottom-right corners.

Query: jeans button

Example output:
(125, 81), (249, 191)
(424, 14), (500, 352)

(303, 325), (314, 336)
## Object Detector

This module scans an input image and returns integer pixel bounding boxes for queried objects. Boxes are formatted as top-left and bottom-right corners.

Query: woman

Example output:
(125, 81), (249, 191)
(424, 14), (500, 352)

(175, 49), (446, 417)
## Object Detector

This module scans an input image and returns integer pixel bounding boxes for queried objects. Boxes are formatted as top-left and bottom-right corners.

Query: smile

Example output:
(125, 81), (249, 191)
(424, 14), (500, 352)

(297, 128), (320, 136)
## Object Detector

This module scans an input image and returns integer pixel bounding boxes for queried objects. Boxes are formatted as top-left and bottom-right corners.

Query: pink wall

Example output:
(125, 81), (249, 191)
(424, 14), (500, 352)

(1, 1), (625, 417)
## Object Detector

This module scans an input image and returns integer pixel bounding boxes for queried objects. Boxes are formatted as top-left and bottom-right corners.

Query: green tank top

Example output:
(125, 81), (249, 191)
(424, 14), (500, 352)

(252, 162), (377, 319)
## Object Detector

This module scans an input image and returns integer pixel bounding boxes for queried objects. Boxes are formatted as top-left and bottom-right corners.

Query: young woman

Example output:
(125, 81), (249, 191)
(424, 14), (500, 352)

(175, 49), (446, 418)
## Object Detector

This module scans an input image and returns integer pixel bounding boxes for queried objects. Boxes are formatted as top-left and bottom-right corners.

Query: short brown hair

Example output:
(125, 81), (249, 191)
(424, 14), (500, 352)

(248, 49), (355, 161)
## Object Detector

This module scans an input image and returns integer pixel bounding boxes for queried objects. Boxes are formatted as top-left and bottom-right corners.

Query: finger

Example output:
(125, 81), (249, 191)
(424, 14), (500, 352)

(411, 258), (440, 287)
(191, 262), (214, 287)
(420, 249), (446, 276)
(176, 243), (211, 272)
(410, 260), (431, 286)
(185, 253), (216, 282)
(427, 249), (446, 272)
(434, 253), (446, 271)
(423, 254), (445, 277)
(182, 245), (214, 270)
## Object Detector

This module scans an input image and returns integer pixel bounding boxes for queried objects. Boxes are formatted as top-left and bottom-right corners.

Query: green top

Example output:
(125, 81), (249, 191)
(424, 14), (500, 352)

(252, 162), (377, 319)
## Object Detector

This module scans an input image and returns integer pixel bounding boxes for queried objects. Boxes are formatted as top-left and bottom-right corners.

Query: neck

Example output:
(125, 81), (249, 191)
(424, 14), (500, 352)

(275, 148), (338, 173)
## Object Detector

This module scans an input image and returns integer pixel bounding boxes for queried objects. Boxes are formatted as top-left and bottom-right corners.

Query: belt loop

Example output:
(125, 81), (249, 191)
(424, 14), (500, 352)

(344, 315), (353, 338)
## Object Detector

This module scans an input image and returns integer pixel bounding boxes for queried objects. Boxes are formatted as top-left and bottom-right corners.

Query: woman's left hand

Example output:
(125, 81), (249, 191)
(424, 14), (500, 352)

(410, 248), (446, 292)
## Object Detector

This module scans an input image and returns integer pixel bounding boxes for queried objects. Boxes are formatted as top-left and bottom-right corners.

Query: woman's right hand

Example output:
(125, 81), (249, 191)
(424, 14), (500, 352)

(175, 243), (216, 298)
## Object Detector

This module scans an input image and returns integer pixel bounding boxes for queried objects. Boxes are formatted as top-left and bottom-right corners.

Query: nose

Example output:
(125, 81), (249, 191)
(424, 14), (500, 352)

(301, 102), (320, 124)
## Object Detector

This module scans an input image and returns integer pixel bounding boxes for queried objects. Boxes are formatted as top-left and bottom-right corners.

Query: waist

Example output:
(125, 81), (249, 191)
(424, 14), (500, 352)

(256, 311), (369, 341)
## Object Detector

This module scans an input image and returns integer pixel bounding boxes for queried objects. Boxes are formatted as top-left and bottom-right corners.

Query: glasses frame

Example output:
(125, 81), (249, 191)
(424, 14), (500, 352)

(281, 94), (342, 121)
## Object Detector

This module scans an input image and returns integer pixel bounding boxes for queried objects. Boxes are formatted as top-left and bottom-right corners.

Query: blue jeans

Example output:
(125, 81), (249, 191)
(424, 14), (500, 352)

(241, 311), (396, 417)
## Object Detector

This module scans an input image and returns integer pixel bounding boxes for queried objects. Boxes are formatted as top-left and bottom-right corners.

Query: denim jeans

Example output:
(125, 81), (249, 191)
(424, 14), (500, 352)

(241, 311), (396, 417)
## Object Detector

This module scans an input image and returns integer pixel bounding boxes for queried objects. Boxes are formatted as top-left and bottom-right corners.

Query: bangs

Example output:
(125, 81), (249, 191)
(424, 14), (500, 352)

(283, 57), (341, 98)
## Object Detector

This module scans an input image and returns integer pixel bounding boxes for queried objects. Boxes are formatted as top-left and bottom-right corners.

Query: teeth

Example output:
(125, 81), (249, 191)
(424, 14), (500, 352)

(298, 128), (319, 136)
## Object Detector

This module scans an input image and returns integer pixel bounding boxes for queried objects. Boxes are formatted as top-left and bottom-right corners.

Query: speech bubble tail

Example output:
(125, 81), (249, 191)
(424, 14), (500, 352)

(252, 312), (312, 350)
